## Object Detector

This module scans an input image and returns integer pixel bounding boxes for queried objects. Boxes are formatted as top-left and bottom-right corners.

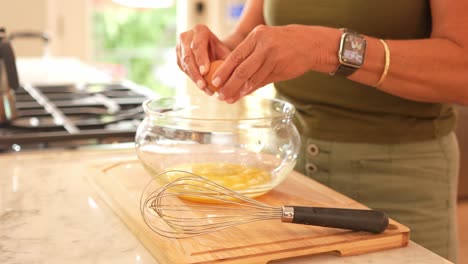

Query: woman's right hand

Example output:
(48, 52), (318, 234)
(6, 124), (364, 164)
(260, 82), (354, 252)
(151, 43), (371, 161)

(176, 24), (231, 95)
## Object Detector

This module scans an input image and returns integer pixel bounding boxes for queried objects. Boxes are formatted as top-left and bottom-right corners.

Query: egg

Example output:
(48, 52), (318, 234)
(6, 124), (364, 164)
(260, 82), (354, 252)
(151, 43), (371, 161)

(166, 163), (271, 191)
(204, 60), (224, 92)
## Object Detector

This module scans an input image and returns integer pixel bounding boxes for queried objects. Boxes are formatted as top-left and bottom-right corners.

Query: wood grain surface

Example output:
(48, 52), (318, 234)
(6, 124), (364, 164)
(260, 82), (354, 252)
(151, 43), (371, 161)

(88, 153), (409, 264)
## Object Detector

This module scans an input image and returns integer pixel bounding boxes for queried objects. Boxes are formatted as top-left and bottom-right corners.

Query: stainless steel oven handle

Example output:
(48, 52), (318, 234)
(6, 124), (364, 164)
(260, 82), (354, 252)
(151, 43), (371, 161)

(8, 31), (50, 43)
(0, 39), (20, 91)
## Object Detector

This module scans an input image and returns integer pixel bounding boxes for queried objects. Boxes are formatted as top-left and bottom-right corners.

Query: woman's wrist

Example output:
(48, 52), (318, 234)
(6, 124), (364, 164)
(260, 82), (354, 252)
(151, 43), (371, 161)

(307, 26), (342, 74)
(347, 36), (387, 86)
(315, 26), (388, 87)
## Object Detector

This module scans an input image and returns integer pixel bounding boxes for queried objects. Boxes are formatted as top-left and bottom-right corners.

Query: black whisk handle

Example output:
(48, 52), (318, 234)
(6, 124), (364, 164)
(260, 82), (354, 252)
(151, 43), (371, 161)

(282, 206), (389, 234)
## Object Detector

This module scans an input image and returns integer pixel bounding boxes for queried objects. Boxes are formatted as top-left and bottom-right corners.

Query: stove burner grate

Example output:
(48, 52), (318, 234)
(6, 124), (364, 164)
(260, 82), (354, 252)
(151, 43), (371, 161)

(0, 82), (153, 152)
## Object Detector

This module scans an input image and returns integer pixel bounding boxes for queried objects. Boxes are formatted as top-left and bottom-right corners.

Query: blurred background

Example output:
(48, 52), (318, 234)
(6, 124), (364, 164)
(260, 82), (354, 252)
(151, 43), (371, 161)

(0, 0), (245, 96)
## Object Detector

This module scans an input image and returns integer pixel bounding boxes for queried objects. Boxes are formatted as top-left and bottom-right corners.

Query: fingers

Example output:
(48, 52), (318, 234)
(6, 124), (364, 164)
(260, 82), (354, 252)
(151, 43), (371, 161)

(214, 37), (257, 100)
(176, 24), (234, 96)
(213, 39), (232, 60)
(220, 55), (262, 103)
(192, 25), (211, 76)
(180, 32), (207, 89)
(226, 57), (275, 103)
(238, 60), (274, 102)
(244, 56), (275, 94)
(176, 42), (184, 73)
(216, 38), (256, 88)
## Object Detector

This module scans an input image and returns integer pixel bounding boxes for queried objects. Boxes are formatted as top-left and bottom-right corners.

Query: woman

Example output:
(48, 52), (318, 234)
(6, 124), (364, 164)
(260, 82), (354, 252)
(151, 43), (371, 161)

(176, 0), (468, 261)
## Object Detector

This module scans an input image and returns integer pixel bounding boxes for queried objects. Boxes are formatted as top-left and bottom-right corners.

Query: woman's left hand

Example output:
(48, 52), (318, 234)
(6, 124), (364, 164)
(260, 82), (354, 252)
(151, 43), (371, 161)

(211, 25), (339, 103)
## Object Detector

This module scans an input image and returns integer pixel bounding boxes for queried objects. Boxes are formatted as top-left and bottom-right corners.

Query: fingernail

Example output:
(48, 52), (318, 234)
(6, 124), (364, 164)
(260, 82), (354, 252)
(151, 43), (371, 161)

(240, 83), (250, 96)
(199, 65), (206, 75)
(240, 87), (249, 97)
(212, 77), (221, 87)
(218, 93), (225, 100)
(226, 98), (235, 104)
(204, 88), (214, 96)
(196, 80), (205, 89)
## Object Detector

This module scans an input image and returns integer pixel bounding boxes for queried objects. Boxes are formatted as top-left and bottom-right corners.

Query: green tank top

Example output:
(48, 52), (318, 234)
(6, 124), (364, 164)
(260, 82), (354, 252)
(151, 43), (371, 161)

(264, 0), (456, 143)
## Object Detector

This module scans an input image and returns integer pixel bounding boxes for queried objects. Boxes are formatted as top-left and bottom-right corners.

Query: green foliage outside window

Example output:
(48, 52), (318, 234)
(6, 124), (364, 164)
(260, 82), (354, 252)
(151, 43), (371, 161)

(92, 5), (177, 96)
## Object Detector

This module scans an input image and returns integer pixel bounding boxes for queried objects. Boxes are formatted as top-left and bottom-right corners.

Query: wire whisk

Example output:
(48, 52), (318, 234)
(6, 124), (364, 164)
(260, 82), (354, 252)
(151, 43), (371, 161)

(140, 171), (389, 239)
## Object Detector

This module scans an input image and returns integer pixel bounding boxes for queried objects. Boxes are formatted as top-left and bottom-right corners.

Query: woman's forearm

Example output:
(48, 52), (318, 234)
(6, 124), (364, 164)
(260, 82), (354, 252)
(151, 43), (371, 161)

(325, 0), (468, 105)
(350, 36), (468, 105)
(309, 27), (468, 105)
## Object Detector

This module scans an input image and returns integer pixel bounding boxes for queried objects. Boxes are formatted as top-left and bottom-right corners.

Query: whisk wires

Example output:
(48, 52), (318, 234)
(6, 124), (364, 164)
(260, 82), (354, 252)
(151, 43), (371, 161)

(140, 171), (282, 238)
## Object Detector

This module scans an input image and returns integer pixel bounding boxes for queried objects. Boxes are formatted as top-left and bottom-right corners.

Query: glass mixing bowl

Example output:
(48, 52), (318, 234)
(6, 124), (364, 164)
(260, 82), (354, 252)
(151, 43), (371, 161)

(135, 96), (301, 198)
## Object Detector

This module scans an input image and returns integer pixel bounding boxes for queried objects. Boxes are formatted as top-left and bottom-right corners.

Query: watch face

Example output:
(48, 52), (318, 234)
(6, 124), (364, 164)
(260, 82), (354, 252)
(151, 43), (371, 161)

(341, 33), (366, 66)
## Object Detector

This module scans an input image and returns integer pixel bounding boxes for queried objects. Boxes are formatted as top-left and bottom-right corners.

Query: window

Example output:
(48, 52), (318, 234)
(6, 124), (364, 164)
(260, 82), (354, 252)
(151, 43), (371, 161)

(91, 0), (178, 96)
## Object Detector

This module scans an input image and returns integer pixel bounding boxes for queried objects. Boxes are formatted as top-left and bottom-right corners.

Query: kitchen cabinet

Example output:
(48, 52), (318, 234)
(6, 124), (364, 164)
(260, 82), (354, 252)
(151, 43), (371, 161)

(0, 0), (91, 60)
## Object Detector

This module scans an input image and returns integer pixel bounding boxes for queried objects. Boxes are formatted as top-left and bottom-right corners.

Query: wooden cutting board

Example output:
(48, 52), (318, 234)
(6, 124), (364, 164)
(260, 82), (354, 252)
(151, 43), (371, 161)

(88, 154), (409, 264)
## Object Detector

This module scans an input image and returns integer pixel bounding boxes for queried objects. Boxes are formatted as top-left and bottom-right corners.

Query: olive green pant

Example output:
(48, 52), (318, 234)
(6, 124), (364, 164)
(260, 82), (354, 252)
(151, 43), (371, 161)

(296, 132), (459, 262)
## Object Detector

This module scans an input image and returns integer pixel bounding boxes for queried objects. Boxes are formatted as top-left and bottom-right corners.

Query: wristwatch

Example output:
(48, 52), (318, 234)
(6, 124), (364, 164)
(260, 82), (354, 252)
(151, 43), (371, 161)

(330, 29), (367, 77)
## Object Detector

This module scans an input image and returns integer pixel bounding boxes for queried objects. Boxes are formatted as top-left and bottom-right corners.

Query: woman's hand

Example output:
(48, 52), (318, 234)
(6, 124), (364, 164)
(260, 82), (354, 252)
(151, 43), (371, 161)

(176, 24), (232, 95)
(210, 25), (339, 103)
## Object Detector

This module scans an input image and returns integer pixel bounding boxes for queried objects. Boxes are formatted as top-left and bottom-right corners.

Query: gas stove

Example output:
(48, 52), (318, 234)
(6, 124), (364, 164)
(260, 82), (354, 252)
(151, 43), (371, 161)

(0, 81), (154, 152)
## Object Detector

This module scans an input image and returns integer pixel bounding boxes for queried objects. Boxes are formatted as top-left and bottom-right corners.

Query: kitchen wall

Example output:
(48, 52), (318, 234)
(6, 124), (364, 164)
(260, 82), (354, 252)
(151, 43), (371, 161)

(177, 0), (245, 38)
(0, 0), (48, 56)
(0, 0), (91, 61)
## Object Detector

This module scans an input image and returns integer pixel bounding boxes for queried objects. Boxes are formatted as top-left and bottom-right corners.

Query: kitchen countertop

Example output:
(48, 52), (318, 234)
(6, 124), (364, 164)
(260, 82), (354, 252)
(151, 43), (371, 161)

(0, 148), (453, 264)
